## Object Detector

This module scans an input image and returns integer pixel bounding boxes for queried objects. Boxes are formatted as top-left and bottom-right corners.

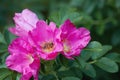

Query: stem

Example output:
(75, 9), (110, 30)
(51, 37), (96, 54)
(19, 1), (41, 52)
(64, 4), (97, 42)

(88, 60), (97, 64)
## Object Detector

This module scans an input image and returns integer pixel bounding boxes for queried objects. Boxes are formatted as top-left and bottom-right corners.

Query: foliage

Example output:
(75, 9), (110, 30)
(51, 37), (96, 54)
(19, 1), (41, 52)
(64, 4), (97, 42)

(0, 0), (120, 80)
(0, 31), (119, 80)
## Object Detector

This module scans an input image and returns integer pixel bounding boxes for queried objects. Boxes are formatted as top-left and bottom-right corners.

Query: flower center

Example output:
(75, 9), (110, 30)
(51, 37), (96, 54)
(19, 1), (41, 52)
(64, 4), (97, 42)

(42, 42), (54, 53)
(62, 40), (70, 53)
(27, 54), (34, 63)
(63, 43), (70, 53)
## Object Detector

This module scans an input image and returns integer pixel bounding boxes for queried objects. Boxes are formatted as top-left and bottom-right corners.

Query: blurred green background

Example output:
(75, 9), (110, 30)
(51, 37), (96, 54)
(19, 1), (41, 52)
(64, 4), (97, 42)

(0, 0), (120, 80)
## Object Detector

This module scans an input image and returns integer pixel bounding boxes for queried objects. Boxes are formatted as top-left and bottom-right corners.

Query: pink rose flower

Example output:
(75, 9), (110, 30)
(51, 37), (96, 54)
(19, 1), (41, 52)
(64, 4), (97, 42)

(29, 20), (63, 60)
(6, 8), (92, 80)
(6, 37), (40, 80)
(60, 19), (91, 59)
(9, 9), (39, 36)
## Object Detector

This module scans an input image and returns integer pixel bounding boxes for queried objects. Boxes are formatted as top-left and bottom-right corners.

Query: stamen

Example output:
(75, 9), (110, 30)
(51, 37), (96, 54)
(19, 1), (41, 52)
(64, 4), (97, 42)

(42, 42), (54, 53)
(27, 54), (34, 63)
(63, 43), (70, 53)
(62, 40), (70, 53)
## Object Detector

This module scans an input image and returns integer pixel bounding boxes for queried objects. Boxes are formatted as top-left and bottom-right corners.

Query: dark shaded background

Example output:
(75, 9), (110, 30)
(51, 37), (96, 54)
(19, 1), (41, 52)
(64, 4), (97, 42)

(0, 0), (120, 80)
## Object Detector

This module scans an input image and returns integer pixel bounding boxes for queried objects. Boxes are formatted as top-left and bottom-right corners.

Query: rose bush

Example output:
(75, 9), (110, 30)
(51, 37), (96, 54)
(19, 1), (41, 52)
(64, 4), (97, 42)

(0, 0), (120, 80)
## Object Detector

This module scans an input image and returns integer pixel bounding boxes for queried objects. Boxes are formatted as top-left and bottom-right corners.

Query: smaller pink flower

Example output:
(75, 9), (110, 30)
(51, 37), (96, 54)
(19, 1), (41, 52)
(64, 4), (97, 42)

(6, 37), (40, 80)
(60, 19), (91, 59)
(29, 20), (63, 60)
(9, 9), (39, 36)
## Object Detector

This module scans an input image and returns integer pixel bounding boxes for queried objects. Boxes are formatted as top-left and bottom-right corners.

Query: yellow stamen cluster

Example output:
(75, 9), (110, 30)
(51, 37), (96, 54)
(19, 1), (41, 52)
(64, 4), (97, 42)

(42, 42), (54, 53)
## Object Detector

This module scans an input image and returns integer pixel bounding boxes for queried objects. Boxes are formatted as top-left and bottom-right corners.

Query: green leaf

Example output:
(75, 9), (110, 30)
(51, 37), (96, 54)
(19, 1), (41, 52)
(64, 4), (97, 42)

(83, 0), (96, 14)
(0, 32), (6, 44)
(106, 52), (120, 63)
(62, 77), (80, 80)
(4, 30), (10, 45)
(95, 57), (118, 73)
(0, 52), (8, 65)
(75, 57), (87, 68)
(3, 71), (17, 80)
(0, 43), (7, 53)
(62, 12), (81, 24)
(92, 45), (112, 60)
(3, 29), (16, 45)
(81, 50), (92, 61)
(83, 41), (104, 60)
(0, 64), (6, 68)
(16, 73), (21, 80)
(82, 63), (96, 78)
(0, 68), (12, 80)
(57, 67), (82, 79)
(85, 41), (102, 52)
(3, 75), (12, 80)
(75, 57), (96, 78)
(49, 7), (82, 26)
